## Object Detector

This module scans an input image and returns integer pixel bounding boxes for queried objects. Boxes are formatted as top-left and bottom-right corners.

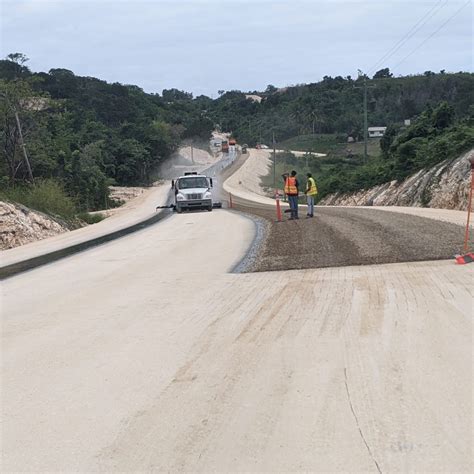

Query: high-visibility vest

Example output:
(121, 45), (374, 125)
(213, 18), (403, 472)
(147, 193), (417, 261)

(284, 176), (298, 195)
(307, 177), (318, 196)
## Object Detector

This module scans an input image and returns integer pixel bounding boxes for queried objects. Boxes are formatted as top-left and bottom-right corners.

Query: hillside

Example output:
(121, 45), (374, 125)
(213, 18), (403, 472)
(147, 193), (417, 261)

(0, 201), (68, 250)
(0, 55), (212, 215)
(319, 149), (473, 211)
(210, 72), (474, 147)
(1, 55), (473, 219)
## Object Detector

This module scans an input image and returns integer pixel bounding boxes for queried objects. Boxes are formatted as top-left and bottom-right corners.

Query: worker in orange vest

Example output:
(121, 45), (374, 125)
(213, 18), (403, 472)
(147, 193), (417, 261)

(283, 170), (299, 220)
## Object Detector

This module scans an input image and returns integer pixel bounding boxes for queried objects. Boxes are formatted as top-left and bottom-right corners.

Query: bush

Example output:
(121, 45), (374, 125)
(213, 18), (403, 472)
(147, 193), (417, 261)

(77, 212), (105, 224)
(0, 179), (76, 218)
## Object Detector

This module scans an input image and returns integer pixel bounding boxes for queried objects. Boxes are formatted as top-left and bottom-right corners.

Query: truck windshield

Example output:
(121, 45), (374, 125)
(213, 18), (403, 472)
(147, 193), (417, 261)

(178, 177), (209, 189)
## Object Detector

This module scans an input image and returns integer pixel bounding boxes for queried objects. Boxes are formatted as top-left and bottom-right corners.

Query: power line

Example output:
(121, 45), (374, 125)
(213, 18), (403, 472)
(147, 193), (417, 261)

(367, 0), (448, 76)
(392, 0), (471, 71)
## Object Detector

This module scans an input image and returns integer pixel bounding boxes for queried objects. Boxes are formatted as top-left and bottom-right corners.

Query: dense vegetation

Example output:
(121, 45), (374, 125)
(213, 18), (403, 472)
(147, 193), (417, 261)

(262, 101), (474, 199)
(1, 54), (473, 216)
(0, 54), (212, 217)
(209, 71), (474, 147)
(210, 71), (473, 199)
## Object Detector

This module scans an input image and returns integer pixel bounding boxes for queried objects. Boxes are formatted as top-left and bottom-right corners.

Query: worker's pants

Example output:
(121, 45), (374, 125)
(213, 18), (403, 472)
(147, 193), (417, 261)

(288, 195), (298, 218)
(307, 195), (314, 216)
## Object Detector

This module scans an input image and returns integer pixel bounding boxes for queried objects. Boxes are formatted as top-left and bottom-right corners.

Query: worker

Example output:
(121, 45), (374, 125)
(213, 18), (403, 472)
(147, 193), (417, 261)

(283, 170), (299, 220)
(305, 172), (318, 218)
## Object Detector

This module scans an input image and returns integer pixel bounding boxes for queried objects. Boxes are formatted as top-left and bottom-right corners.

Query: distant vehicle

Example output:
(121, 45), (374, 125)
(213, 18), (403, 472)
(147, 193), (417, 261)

(221, 140), (229, 153)
(229, 138), (236, 146)
(241, 144), (248, 153)
(171, 172), (214, 213)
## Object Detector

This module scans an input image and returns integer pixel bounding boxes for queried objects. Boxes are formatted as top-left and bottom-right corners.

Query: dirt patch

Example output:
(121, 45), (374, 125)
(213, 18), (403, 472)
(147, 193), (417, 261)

(109, 186), (146, 204)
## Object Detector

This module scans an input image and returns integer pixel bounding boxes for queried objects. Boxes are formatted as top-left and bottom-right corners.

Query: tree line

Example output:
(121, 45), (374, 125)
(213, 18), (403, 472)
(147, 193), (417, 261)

(1, 54), (473, 216)
(0, 53), (213, 214)
(207, 70), (473, 147)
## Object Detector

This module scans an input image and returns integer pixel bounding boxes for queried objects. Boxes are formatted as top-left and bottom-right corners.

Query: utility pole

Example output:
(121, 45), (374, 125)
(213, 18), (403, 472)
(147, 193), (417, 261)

(363, 76), (368, 162)
(273, 131), (276, 190)
(355, 70), (375, 163)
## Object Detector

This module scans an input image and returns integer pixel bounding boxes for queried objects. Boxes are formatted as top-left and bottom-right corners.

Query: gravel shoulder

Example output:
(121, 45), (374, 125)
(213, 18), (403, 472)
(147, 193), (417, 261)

(234, 200), (471, 272)
(224, 149), (472, 272)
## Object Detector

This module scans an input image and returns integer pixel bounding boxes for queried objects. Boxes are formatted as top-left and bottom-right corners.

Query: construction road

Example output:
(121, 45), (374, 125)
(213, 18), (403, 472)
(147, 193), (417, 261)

(2, 149), (473, 472)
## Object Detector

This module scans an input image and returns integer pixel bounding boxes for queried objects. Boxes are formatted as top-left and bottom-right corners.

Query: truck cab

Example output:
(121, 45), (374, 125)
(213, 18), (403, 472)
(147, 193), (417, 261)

(171, 172), (213, 213)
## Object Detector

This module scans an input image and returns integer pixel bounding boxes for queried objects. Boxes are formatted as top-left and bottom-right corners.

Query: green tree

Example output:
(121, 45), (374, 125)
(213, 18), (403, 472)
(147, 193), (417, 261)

(373, 68), (393, 79)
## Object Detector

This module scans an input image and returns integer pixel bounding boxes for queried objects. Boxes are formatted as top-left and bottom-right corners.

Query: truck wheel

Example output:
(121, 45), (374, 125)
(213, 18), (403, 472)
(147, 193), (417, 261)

(207, 206), (213, 212)
(176, 205), (182, 214)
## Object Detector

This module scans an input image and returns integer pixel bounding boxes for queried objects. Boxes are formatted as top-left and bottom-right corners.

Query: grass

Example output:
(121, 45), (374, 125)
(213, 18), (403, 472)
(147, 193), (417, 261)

(77, 212), (106, 224)
(0, 179), (76, 219)
(278, 133), (381, 158)
(1, 178), (106, 225)
(278, 134), (342, 154)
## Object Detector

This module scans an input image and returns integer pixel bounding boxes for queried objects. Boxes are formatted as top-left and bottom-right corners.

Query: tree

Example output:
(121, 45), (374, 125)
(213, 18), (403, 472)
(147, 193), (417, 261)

(162, 88), (193, 102)
(0, 79), (36, 182)
(380, 125), (399, 157)
(5, 53), (30, 79)
(373, 68), (393, 79)
(432, 101), (455, 130)
(265, 84), (277, 94)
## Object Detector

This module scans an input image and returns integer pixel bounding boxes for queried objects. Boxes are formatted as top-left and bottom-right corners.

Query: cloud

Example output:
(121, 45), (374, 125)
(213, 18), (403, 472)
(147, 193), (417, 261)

(1, 0), (471, 96)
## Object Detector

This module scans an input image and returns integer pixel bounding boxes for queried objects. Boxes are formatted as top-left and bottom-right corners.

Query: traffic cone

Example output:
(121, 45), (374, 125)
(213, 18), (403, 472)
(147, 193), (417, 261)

(456, 156), (474, 264)
(275, 190), (282, 222)
(455, 253), (474, 264)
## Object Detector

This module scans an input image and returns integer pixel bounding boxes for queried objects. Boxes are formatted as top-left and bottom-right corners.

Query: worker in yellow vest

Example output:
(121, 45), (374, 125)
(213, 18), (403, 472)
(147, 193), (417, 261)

(305, 172), (318, 218)
(283, 170), (299, 220)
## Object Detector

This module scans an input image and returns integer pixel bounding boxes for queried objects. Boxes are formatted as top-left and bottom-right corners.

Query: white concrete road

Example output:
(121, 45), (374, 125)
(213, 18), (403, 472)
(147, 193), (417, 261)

(1, 148), (473, 472)
(1, 145), (221, 268)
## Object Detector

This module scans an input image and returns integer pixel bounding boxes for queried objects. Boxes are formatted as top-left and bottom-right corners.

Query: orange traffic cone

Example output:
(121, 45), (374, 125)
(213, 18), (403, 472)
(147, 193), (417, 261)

(275, 190), (282, 222)
(456, 156), (474, 264)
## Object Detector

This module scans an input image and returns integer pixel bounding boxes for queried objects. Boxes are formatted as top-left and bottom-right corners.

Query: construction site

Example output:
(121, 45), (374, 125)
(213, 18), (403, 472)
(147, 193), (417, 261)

(1, 140), (473, 472)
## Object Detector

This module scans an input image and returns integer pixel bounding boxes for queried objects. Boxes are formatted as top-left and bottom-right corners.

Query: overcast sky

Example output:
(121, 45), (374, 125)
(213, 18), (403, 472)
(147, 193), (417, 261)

(1, 0), (472, 97)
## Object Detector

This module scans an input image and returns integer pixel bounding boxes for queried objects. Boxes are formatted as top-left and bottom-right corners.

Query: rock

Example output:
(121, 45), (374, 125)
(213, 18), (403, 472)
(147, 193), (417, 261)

(0, 201), (68, 250)
(319, 149), (473, 210)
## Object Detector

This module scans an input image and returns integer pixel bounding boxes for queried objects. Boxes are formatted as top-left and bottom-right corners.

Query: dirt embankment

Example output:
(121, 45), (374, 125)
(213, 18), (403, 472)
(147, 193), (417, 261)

(319, 149), (473, 210)
(0, 201), (68, 250)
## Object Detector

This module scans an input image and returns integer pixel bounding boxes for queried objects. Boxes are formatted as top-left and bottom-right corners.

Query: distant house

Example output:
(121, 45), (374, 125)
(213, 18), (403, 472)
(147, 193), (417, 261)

(368, 126), (387, 138)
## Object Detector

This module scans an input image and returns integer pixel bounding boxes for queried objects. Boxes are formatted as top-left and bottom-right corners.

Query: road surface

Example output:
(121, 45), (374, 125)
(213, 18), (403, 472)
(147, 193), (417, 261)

(222, 150), (473, 271)
(1, 149), (473, 472)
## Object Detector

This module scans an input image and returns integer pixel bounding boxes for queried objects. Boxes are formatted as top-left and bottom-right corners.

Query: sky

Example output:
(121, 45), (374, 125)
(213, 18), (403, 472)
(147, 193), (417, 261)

(1, 0), (472, 97)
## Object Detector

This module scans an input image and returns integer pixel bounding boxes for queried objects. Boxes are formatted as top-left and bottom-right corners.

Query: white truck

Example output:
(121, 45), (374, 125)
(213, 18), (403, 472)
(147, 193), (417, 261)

(171, 172), (214, 213)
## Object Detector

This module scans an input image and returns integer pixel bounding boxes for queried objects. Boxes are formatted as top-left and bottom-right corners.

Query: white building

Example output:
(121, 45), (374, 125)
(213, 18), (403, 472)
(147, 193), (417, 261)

(368, 126), (387, 138)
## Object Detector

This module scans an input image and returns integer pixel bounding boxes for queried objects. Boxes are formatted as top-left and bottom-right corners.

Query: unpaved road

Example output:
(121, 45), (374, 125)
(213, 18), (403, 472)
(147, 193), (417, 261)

(222, 150), (473, 271)
(2, 149), (473, 472)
